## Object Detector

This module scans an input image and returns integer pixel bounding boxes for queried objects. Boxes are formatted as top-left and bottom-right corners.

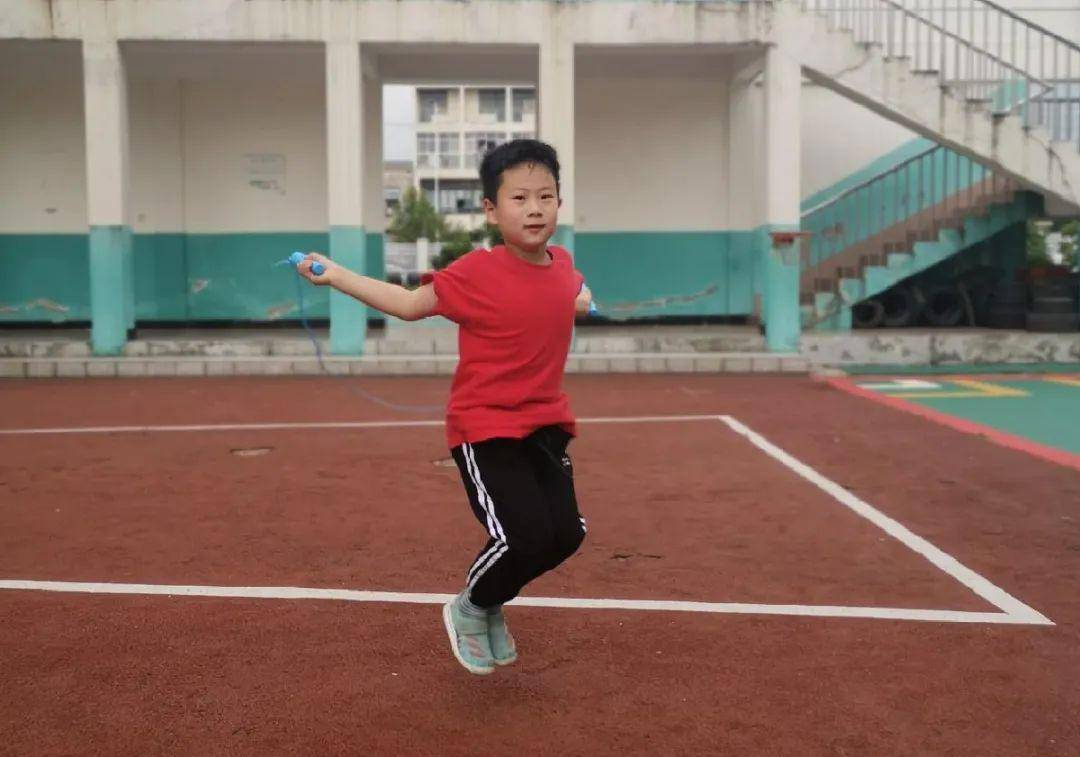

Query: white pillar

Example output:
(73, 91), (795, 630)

(539, 40), (575, 251)
(762, 44), (803, 352)
(326, 40), (370, 354)
(763, 44), (801, 226)
(83, 38), (134, 355)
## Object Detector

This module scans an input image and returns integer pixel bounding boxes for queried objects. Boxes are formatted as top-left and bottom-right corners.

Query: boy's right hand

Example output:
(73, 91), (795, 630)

(297, 252), (335, 286)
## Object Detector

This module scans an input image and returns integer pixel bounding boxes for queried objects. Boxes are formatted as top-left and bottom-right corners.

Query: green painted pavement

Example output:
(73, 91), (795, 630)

(907, 379), (1080, 454)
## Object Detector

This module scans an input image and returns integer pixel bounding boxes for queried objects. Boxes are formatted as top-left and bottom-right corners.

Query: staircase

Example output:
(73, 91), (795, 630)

(777, 0), (1079, 329)
(782, 0), (1080, 211)
(799, 144), (1040, 329)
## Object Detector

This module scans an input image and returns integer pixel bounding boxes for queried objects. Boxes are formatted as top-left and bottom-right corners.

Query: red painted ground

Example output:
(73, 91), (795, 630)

(2, 375), (1079, 755)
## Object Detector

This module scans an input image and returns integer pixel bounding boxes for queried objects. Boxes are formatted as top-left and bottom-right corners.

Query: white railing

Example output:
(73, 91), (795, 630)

(802, 0), (1080, 147)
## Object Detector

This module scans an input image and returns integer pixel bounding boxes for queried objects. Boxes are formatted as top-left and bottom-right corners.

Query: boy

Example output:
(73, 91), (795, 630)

(297, 139), (592, 675)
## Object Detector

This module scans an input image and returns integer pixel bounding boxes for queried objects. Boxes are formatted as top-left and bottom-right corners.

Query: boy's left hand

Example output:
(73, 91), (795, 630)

(575, 284), (593, 315)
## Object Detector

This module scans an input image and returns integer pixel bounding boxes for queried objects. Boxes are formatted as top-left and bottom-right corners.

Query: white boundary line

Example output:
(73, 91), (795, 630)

(718, 415), (1052, 626)
(0, 580), (1041, 625)
(0, 414), (1052, 626)
(0, 414), (720, 436)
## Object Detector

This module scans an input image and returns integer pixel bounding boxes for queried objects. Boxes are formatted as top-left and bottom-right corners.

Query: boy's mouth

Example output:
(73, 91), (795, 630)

(524, 224), (546, 232)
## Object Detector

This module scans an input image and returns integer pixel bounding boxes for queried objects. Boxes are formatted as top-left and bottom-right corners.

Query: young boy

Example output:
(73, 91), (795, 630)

(297, 139), (592, 675)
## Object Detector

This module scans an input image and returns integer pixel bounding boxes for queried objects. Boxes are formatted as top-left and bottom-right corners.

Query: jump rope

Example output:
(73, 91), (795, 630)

(276, 250), (586, 473)
(274, 250), (598, 417)
(275, 252), (443, 413)
(274, 250), (719, 476)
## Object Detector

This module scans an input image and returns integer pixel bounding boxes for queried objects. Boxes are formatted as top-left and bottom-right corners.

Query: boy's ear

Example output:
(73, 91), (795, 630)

(482, 197), (497, 224)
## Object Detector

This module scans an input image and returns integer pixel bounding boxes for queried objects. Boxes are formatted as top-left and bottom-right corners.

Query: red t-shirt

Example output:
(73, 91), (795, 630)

(422, 244), (584, 448)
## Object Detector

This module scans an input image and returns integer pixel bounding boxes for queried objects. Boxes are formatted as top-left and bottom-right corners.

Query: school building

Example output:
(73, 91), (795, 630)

(1, 0), (1078, 355)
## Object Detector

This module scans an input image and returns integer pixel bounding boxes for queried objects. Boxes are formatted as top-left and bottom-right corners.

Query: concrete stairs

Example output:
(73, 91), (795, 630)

(779, 1), (1080, 212)
(801, 191), (1037, 329)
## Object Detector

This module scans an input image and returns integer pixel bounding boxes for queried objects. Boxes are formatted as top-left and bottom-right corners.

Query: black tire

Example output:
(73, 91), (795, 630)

(923, 285), (965, 327)
(1030, 296), (1077, 315)
(1030, 280), (1077, 300)
(1026, 311), (1080, 333)
(985, 308), (1027, 329)
(852, 299), (885, 329)
(989, 280), (1028, 307)
(881, 286), (919, 328)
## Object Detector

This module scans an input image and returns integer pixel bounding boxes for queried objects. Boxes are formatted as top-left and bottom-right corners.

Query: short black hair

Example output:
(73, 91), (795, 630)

(479, 139), (560, 205)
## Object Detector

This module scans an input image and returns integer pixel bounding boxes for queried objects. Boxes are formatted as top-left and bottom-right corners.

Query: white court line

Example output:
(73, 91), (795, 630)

(0, 414), (720, 436)
(0, 580), (1041, 625)
(0, 414), (1053, 626)
(718, 415), (1052, 627)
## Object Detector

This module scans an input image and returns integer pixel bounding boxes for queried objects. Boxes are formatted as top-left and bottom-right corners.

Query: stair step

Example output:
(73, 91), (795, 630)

(886, 252), (914, 270)
(864, 266), (895, 294)
(913, 240), (948, 266)
(838, 278), (865, 302)
(937, 228), (962, 247)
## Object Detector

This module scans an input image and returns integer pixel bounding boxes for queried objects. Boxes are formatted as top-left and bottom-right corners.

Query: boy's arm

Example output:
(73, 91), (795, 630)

(296, 252), (437, 322)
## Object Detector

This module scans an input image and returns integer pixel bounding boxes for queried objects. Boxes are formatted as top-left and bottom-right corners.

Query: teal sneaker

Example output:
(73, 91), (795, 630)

(488, 607), (518, 666)
(442, 599), (495, 675)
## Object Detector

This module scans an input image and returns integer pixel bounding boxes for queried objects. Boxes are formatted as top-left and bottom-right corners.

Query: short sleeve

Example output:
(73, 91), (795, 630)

(420, 249), (484, 325)
(550, 245), (585, 290)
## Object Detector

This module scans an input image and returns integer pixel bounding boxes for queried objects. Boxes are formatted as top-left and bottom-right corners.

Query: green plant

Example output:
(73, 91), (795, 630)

(1026, 220), (1052, 267)
(387, 186), (447, 243)
(432, 223), (504, 269)
(1057, 219), (1078, 268)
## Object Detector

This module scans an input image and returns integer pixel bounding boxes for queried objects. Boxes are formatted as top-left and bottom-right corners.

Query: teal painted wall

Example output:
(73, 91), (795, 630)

(575, 230), (764, 318)
(0, 231), (390, 323)
(0, 234), (91, 322)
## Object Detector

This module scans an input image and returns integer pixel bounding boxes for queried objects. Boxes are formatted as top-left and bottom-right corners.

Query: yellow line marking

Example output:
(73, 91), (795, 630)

(951, 380), (1029, 397)
(889, 379), (1029, 399)
(1044, 376), (1080, 388)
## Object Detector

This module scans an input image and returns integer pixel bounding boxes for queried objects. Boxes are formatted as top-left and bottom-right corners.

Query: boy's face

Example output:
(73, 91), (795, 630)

(483, 162), (561, 255)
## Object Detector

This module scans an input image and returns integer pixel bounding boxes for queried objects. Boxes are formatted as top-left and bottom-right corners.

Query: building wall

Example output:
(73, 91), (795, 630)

(573, 50), (749, 316)
(0, 42), (383, 322)
(2, 0), (1074, 323)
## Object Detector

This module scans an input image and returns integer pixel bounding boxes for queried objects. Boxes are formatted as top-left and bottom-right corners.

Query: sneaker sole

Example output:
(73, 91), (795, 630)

(493, 651), (518, 667)
(442, 603), (495, 676)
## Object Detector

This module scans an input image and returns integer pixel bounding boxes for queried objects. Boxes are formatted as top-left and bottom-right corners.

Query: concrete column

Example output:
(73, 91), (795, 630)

(539, 40), (575, 253)
(762, 43), (803, 352)
(326, 41), (375, 355)
(83, 39), (133, 355)
(362, 52), (386, 324)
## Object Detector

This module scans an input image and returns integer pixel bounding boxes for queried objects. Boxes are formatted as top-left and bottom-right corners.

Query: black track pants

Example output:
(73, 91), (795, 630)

(451, 425), (587, 608)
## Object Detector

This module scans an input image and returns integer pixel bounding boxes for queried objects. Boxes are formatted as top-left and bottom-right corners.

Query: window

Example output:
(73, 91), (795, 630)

(465, 132), (503, 168)
(440, 187), (483, 213)
(418, 89), (450, 123)
(512, 89), (535, 123)
(416, 133), (436, 169)
(438, 133), (461, 169)
(477, 88), (506, 123)
(511, 131), (534, 141)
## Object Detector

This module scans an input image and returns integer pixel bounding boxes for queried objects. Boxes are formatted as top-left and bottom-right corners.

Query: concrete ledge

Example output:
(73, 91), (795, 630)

(800, 330), (1080, 366)
(0, 352), (811, 379)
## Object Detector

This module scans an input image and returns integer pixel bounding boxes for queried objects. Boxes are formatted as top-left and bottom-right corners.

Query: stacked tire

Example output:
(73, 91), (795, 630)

(1027, 278), (1080, 333)
(984, 280), (1027, 329)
